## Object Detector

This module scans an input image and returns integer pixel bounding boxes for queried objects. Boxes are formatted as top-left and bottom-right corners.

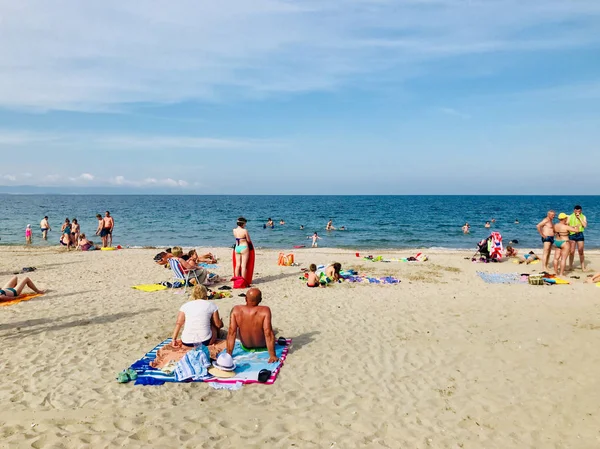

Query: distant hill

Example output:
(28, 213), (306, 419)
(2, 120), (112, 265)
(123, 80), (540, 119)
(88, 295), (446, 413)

(0, 185), (190, 195)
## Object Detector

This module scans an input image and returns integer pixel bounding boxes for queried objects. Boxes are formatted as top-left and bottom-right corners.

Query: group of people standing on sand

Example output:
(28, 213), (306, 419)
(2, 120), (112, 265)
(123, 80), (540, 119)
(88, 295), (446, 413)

(537, 205), (587, 276)
(30, 211), (115, 250)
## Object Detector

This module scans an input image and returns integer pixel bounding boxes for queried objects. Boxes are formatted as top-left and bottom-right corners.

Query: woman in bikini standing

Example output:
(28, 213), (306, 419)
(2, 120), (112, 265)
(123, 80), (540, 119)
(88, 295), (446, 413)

(233, 217), (252, 280)
(553, 213), (580, 276)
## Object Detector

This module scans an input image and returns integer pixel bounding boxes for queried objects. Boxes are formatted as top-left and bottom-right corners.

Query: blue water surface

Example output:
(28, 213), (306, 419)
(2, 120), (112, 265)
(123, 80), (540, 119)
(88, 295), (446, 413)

(0, 195), (597, 250)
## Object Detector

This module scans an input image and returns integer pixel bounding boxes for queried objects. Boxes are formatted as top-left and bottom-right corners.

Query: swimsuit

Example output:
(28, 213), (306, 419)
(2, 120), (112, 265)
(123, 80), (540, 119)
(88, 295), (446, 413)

(234, 237), (248, 254)
(307, 283), (319, 288)
(0, 288), (17, 296)
(555, 240), (567, 248)
(541, 236), (554, 244)
(240, 342), (268, 352)
(569, 232), (584, 242)
(63, 226), (71, 234)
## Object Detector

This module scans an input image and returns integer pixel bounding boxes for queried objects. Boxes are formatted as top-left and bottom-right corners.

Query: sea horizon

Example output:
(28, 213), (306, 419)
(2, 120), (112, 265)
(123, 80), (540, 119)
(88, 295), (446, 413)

(1, 194), (596, 250)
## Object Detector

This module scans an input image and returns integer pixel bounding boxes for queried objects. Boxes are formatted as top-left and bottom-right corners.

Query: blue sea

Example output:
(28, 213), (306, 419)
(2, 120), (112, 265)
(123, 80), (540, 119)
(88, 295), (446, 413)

(0, 195), (597, 250)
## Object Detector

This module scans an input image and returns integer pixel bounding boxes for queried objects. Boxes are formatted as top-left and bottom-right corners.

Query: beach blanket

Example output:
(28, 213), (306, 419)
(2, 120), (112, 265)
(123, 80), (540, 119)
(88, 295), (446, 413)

(198, 263), (219, 269)
(596, 282), (600, 288)
(132, 284), (168, 292)
(477, 272), (526, 284)
(129, 338), (291, 386)
(0, 293), (43, 307)
(363, 255), (427, 263)
(345, 275), (401, 284)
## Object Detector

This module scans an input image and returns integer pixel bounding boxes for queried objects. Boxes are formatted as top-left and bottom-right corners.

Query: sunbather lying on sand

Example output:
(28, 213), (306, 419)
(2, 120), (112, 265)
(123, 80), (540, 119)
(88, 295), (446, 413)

(506, 246), (539, 264)
(585, 272), (600, 284)
(0, 276), (45, 299)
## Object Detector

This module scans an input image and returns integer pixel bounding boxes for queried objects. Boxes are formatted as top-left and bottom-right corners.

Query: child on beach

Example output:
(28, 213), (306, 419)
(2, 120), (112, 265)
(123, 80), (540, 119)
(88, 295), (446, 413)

(306, 264), (324, 288)
(25, 224), (32, 244)
(308, 232), (321, 248)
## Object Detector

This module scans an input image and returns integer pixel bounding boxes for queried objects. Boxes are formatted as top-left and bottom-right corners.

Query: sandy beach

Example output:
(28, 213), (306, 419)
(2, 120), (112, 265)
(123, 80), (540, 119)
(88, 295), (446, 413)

(1, 246), (599, 448)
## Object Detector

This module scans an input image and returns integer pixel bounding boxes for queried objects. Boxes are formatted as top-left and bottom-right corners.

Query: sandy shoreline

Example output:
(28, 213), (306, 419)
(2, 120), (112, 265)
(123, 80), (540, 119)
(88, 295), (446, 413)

(1, 246), (599, 448)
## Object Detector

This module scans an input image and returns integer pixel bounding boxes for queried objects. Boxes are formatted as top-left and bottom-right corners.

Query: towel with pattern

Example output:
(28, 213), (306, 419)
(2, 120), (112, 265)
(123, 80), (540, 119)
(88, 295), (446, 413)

(129, 338), (291, 386)
(477, 272), (527, 284)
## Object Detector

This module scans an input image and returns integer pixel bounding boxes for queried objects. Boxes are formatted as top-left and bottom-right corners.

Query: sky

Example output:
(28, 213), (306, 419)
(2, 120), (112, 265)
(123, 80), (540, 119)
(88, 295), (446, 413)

(0, 0), (599, 194)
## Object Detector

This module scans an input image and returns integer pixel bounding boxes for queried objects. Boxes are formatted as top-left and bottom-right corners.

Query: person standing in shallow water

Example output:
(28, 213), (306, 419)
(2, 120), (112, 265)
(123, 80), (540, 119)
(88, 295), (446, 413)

(40, 216), (51, 240)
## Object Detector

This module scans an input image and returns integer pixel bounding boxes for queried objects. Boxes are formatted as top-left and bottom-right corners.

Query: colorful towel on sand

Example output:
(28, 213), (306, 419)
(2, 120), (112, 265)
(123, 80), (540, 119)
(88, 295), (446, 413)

(477, 272), (527, 284)
(198, 263), (219, 269)
(132, 284), (168, 292)
(0, 293), (43, 307)
(129, 338), (291, 386)
(344, 275), (401, 284)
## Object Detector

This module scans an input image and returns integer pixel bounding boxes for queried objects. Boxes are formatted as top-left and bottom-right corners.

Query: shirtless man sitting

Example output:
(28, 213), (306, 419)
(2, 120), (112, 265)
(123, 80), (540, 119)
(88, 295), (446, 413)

(226, 288), (278, 363)
(536, 210), (555, 271)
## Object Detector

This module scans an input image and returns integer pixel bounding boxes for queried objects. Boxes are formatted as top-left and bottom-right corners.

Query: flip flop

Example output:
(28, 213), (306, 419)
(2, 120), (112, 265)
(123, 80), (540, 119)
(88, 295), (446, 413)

(218, 286), (232, 290)
(238, 293), (246, 297)
(117, 371), (130, 383)
(126, 369), (138, 381)
(570, 276), (580, 279)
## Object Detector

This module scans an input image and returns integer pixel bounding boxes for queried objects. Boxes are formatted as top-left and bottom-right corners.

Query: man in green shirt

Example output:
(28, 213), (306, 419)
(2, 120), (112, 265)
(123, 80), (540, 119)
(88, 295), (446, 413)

(568, 205), (587, 271)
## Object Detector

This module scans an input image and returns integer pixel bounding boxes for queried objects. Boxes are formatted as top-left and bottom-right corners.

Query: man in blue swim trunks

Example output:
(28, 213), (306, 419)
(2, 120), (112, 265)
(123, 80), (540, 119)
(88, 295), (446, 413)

(568, 205), (587, 271)
(536, 210), (555, 272)
(40, 216), (51, 240)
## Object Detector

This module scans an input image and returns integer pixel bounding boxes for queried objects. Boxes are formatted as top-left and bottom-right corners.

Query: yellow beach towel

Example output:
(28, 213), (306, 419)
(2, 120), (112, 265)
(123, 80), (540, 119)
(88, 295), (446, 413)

(132, 284), (168, 292)
(596, 282), (600, 288)
(0, 293), (43, 307)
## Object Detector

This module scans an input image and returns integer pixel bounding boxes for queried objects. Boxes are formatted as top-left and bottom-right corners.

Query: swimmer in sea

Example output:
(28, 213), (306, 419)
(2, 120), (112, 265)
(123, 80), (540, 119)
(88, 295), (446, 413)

(326, 219), (335, 231)
(300, 225), (304, 230)
(233, 217), (253, 280)
(484, 221), (491, 228)
(308, 232), (321, 248)
(279, 219), (285, 225)
(462, 222), (470, 234)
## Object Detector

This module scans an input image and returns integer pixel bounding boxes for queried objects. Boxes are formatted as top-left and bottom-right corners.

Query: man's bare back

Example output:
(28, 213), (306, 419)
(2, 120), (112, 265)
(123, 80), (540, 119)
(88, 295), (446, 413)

(227, 288), (278, 363)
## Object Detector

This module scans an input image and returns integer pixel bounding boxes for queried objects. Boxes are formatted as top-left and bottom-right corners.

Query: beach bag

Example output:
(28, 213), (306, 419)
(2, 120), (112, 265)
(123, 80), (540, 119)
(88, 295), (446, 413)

(528, 275), (544, 285)
(277, 253), (294, 266)
(231, 276), (249, 289)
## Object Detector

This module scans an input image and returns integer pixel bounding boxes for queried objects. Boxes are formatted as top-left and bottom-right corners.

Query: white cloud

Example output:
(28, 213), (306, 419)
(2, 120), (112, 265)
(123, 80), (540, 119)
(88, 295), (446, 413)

(2, 174), (17, 181)
(0, 0), (598, 111)
(0, 129), (270, 151)
(437, 107), (471, 119)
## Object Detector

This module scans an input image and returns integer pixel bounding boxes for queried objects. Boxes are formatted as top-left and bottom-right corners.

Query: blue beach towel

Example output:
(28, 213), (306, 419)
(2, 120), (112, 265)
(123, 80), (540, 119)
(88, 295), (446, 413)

(129, 338), (291, 387)
(477, 272), (526, 284)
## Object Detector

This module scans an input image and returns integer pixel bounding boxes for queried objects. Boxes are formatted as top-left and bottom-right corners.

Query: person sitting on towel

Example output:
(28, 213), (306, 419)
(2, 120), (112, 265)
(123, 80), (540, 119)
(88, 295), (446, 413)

(227, 288), (278, 363)
(325, 263), (342, 282)
(0, 276), (45, 300)
(172, 285), (223, 347)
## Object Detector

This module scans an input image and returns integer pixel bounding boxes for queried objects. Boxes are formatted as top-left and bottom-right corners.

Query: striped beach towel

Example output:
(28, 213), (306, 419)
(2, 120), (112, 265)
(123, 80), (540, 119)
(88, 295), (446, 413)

(129, 338), (291, 386)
